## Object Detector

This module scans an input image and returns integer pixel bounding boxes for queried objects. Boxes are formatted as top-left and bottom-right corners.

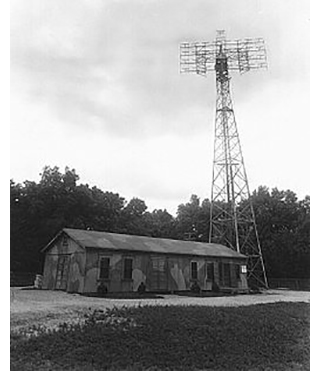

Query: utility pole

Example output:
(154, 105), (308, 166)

(180, 30), (268, 288)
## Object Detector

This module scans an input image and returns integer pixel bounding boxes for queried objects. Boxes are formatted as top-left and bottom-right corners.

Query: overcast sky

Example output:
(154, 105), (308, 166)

(11, 0), (310, 214)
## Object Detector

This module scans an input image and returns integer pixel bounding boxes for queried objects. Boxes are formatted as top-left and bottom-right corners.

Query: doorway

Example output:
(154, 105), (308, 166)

(219, 262), (232, 287)
(223, 263), (231, 287)
(55, 255), (70, 290)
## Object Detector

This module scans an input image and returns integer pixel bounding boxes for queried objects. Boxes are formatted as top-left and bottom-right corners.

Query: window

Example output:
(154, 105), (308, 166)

(99, 257), (110, 280)
(191, 261), (198, 280)
(124, 258), (133, 280)
(241, 265), (247, 274)
(207, 263), (215, 281)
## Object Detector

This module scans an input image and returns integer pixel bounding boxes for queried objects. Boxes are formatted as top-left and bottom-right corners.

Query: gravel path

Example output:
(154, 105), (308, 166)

(10, 288), (310, 332)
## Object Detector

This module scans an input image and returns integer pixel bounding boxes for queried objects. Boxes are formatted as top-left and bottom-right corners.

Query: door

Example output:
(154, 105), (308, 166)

(223, 263), (231, 287)
(55, 255), (70, 290)
(149, 256), (168, 291)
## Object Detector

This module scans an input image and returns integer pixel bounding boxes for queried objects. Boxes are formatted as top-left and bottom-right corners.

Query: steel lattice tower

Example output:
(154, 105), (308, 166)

(180, 30), (268, 288)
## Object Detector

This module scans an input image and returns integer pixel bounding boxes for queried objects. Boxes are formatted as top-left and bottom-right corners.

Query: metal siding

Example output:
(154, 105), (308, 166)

(110, 254), (123, 292)
(167, 257), (183, 291)
(67, 251), (85, 293)
(132, 255), (147, 291)
(42, 254), (57, 290)
(84, 250), (100, 293)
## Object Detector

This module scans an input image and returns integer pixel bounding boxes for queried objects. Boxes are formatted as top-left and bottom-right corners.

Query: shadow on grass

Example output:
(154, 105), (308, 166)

(11, 302), (310, 371)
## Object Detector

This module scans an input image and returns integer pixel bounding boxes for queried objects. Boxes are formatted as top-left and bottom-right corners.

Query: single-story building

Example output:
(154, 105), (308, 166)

(42, 228), (248, 293)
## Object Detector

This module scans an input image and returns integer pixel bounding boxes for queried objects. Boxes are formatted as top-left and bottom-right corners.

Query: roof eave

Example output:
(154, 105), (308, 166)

(83, 245), (247, 259)
(41, 229), (64, 253)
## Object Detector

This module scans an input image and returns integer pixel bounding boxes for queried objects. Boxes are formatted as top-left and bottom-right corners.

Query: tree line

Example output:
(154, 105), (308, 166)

(10, 166), (310, 279)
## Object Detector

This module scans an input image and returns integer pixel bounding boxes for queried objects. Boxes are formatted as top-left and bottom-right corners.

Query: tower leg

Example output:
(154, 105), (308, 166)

(209, 64), (268, 289)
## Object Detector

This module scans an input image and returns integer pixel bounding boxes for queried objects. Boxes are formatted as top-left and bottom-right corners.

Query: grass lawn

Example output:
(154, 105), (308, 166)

(11, 302), (310, 371)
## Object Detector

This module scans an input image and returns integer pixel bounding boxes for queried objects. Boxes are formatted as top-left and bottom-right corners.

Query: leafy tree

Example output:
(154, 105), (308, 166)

(10, 167), (125, 272)
(143, 209), (176, 239)
(118, 198), (148, 235)
(251, 187), (310, 278)
(10, 166), (310, 280)
(86, 186), (125, 232)
(175, 195), (211, 242)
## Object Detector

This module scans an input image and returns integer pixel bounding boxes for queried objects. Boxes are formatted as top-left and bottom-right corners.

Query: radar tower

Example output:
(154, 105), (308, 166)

(180, 30), (268, 288)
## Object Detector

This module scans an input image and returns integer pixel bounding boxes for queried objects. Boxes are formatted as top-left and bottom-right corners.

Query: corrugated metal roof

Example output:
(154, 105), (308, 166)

(58, 228), (246, 259)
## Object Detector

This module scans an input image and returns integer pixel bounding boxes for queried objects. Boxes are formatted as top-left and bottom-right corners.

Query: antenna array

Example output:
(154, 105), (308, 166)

(180, 34), (267, 76)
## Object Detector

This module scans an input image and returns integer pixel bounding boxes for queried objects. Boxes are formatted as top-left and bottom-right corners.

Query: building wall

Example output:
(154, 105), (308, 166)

(42, 235), (86, 293)
(43, 235), (248, 293)
(83, 249), (248, 293)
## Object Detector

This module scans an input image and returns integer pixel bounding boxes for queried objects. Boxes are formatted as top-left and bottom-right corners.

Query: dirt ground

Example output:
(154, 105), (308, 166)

(10, 287), (310, 333)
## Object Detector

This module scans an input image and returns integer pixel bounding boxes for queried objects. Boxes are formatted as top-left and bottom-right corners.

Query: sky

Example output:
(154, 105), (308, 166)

(10, 0), (310, 215)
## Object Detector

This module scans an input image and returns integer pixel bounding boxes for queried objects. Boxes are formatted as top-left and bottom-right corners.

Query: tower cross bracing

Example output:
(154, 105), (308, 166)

(180, 30), (268, 288)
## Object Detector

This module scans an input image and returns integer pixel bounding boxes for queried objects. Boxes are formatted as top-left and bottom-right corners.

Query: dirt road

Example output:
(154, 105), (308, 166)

(10, 288), (310, 333)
